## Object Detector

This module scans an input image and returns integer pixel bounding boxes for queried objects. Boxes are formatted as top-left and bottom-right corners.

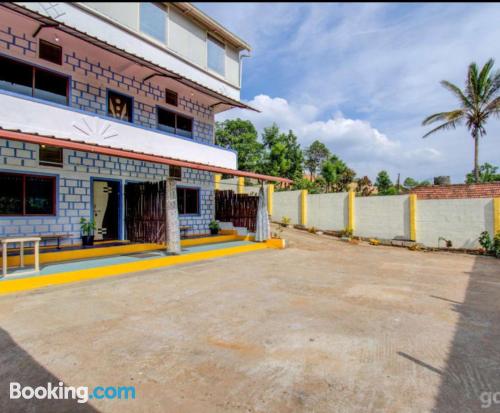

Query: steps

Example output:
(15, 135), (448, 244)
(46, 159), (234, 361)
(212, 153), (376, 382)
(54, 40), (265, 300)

(218, 221), (252, 237)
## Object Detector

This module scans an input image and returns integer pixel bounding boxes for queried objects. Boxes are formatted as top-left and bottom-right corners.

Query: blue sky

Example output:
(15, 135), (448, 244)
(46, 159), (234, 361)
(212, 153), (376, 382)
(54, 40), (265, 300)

(196, 3), (500, 182)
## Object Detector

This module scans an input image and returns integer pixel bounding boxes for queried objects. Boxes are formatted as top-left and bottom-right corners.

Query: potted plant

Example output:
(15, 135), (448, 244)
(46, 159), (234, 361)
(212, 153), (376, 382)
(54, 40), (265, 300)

(208, 220), (220, 236)
(80, 218), (96, 246)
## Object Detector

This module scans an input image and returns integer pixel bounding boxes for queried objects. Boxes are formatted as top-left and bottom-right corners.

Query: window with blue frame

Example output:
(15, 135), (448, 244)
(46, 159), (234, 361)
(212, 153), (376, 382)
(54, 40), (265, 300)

(157, 107), (193, 138)
(177, 187), (199, 215)
(0, 55), (68, 105)
(140, 3), (167, 44)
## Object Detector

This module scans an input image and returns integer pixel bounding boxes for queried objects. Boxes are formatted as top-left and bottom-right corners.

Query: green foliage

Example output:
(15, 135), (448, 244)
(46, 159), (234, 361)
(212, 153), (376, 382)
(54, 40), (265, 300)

(261, 124), (304, 181)
(341, 227), (353, 238)
(422, 58), (500, 183)
(79, 218), (96, 236)
(304, 140), (330, 178)
(281, 216), (291, 227)
(403, 177), (431, 191)
(479, 231), (500, 257)
(465, 163), (500, 183)
(319, 154), (356, 193)
(215, 119), (263, 172)
(375, 170), (396, 195)
(208, 220), (220, 231)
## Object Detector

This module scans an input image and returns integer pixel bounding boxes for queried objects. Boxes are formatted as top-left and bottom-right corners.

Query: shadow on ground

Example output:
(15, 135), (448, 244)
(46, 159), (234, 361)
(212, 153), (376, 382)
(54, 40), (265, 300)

(426, 256), (500, 412)
(0, 327), (99, 413)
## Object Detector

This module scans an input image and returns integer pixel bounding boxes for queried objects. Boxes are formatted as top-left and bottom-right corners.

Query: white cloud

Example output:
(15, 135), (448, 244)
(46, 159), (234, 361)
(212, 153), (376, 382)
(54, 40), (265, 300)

(218, 95), (443, 179)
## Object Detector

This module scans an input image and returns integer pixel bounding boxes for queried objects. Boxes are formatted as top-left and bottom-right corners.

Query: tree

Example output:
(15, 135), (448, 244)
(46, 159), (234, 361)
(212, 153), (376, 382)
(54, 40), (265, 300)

(375, 170), (395, 195)
(304, 140), (330, 179)
(215, 119), (263, 172)
(261, 124), (304, 181)
(318, 154), (356, 193)
(422, 59), (500, 182)
(356, 176), (374, 196)
(465, 163), (500, 183)
(403, 177), (432, 190)
(321, 160), (337, 192)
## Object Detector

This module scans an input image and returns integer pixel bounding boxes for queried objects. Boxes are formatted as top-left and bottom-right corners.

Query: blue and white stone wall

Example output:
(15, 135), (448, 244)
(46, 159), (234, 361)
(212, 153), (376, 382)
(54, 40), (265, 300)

(0, 138), (215, 245)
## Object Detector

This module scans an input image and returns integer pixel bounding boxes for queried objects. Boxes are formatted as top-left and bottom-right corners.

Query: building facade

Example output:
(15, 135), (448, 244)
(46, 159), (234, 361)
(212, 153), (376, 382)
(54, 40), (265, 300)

(0, 2), (253, 245)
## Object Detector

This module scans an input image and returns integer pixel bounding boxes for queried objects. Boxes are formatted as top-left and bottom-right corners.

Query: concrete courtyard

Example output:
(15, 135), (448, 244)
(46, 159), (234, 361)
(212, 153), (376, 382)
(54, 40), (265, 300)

(1, 227), (499, 412)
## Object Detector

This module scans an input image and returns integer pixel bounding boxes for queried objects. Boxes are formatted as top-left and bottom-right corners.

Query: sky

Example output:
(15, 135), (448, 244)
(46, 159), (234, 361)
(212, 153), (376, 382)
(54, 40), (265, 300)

(195, 2), (500, 183)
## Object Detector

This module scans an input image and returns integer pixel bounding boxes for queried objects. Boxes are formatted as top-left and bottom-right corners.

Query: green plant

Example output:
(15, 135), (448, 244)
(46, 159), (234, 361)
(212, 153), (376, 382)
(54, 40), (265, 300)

(281, 216), (291, 227)
(422, 58), (500, 183)
(80, 218), (96, 236)
(308, 226), (318, 234)
(478, 231), (500, 257)
(208, 220), (220, 231)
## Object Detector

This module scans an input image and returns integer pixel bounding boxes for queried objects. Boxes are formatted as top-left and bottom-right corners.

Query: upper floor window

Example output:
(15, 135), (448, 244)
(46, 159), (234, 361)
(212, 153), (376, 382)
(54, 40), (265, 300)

(207, 34), (225, 76)
(0, 56), (68, 105)
(0, 172), (56, 216)
(107, 90), (133, 123)
(39, 145), (63, 168)
(140, 3), (167, 44)
(169, 165), (182, 180)
(39, 39), (62, 65)
(157, 107), (193, 139)
(165, 88), (178, 106)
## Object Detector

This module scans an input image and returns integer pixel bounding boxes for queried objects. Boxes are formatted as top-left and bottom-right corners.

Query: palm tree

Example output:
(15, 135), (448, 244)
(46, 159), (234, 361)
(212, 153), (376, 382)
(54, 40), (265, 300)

(422, 59), (500, 182)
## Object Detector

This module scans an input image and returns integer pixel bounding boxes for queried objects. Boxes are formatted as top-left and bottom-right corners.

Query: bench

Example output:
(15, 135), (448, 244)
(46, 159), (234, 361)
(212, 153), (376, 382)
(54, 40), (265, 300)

(39, 234), (71, 249)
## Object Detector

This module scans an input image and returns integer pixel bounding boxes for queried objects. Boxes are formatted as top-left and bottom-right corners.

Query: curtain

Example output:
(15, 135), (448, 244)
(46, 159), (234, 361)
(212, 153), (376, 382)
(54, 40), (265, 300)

(255, 184), (270, 242)
(165, 178), (181, 254)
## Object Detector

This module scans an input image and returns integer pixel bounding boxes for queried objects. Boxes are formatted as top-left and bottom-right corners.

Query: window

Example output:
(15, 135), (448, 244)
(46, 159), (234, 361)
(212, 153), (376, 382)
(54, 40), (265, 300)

(39, 145), (63, 167)
(39, 39), (62, 65)
(177, 187), (199, 215)
(140, 3), (167, 43)
(207, 34), (225, 76)
(107, 90), (132, 122)
(169, 165), (182, 180)
(0, 173), (56, 216)
(0, 55), (68, 105)
(157, 107), (193, 138)
(165, 88), (178, 106)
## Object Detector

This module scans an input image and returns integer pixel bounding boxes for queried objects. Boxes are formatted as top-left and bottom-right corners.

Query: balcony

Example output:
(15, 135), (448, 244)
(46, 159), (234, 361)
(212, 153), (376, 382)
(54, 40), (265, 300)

(0, 91), (237, 170)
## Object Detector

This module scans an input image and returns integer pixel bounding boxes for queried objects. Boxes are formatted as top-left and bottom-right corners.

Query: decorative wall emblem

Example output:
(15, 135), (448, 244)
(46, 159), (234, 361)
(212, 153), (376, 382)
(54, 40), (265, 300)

(72, 117), (119, 140)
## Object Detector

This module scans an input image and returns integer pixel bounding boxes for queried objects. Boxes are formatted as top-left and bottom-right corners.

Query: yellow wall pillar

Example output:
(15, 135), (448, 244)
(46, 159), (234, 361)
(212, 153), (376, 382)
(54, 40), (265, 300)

(494, 198), (500, 235)
(301, 189), (308, 226)
(214, 174), (221, 190)
(409, 194), (417, 241)
(237, 177), (245, 194)
(267, 184), (274, 216)
(348, 190), (355, 233)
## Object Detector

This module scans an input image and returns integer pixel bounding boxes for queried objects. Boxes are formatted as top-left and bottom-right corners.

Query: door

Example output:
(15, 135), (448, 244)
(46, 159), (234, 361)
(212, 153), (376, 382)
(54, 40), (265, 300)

(93, 180), (120, 241)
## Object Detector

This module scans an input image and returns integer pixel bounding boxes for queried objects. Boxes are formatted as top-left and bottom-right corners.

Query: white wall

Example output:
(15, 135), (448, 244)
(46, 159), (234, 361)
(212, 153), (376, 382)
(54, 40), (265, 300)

(272, 191), (302, 225)
(417, 198), (494, 248)
(307, 193), (348, 231)
(0, 92), (237, 170)
(356, 195), (410, 240)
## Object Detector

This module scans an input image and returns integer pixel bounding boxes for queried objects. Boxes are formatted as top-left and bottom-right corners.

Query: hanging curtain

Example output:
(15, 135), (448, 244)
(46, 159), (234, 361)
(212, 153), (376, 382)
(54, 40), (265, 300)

(165, 178), (181, 254)
(255, 184), (270, 242)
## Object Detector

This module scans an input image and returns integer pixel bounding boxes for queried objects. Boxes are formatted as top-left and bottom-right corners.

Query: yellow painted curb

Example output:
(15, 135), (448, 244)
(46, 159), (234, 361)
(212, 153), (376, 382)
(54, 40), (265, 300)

(0, 242), (269, 296)
(1, 235), (240, 267)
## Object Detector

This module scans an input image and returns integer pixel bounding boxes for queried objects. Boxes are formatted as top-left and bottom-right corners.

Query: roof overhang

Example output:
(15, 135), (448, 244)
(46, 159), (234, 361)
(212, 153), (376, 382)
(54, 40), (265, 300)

(170, 3), (251, 51)
(1, 3), (258, 113)
(0, 129), (292, 184)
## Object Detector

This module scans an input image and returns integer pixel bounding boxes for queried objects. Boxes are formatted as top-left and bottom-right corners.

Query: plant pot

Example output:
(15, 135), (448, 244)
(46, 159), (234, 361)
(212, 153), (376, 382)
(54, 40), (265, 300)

(81, 235), (94, 247)
(210, 228), (219, 235)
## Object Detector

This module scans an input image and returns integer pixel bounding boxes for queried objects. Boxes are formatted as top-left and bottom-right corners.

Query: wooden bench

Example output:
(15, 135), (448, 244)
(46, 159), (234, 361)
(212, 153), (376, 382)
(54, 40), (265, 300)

(39, 234), (71, 249)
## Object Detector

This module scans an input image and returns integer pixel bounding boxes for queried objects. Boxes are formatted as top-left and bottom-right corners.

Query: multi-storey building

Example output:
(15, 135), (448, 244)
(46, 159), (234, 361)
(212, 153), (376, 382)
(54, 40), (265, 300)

(0, 2), (285, 245)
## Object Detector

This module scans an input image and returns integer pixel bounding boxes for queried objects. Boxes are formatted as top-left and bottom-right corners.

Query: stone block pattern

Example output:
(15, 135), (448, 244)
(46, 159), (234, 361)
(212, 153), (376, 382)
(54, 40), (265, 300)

(0, 25), (216, 145)
(0, 139), (215, 245)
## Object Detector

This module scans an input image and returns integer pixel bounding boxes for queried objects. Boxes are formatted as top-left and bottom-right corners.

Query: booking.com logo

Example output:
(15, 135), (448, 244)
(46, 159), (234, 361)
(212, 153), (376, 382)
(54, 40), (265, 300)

(10, 382), (136, 403)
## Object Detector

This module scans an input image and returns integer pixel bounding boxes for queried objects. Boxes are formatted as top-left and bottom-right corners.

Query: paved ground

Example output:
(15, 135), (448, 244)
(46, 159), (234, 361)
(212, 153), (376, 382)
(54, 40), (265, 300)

(1, 227), (499, 413)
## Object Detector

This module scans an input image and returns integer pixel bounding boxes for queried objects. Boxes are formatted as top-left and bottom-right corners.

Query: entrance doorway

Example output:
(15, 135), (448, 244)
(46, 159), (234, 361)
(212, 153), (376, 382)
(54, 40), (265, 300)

(92, 179), (121, 241)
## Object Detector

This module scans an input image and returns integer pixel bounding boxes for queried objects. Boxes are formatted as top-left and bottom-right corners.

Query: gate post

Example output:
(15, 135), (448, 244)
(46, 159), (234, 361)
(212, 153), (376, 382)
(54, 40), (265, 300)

(165, 178), (181, 254)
